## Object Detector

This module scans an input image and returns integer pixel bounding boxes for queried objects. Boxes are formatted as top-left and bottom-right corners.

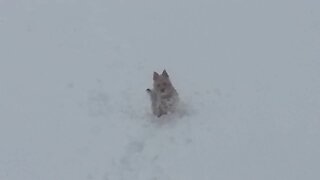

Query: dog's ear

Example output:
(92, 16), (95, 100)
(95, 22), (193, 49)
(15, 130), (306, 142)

(153, 72), (160, 80)
(162, 70), (169, 78)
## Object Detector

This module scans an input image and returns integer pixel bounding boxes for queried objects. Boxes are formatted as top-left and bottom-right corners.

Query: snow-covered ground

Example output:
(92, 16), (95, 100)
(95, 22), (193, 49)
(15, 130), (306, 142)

(1, 0), (320, 179)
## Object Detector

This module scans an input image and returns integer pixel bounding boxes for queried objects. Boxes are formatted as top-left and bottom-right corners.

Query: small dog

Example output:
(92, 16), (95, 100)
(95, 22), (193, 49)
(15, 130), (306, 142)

(146, 70), (179, 117)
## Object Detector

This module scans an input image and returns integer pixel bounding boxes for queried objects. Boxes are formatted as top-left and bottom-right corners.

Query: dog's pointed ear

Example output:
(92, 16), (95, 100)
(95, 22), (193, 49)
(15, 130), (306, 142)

(162, 70), (169, 78)
(153, 72), (160, 80)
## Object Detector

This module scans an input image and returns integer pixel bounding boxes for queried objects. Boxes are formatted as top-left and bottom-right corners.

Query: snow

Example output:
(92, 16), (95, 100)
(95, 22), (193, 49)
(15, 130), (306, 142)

(1, 0), (320, 179)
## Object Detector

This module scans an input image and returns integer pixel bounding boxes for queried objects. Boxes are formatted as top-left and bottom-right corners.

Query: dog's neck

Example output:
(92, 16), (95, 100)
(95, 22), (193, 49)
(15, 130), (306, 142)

(160, 89), (177, 99)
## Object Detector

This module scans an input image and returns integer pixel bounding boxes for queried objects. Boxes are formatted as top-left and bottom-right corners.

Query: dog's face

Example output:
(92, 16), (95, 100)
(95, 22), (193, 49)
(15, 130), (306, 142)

(153, 70), (175, 96)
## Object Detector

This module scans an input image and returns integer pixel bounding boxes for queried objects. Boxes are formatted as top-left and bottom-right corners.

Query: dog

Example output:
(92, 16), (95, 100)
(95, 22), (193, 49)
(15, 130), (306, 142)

(146, 70), (179, 117)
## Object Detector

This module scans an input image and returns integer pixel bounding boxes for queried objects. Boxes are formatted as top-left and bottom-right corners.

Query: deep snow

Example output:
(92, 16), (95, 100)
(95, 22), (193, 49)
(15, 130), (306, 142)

(0, 0), (320, 180)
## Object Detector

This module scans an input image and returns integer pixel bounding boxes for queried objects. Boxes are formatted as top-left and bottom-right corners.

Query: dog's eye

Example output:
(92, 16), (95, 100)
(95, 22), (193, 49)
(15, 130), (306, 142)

(162, 83), (167, 86)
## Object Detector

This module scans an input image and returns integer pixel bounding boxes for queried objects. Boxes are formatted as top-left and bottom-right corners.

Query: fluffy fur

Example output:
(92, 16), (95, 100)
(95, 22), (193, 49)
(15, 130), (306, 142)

(146, 70), (179, 117)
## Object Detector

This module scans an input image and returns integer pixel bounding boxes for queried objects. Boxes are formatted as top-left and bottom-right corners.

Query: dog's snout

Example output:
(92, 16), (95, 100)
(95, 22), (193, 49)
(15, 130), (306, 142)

(161, 88), (165, 93)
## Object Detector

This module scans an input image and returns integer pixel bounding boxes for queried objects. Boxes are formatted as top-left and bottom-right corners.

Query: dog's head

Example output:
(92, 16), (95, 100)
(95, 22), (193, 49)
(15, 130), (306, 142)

(153, 70), (175, 97)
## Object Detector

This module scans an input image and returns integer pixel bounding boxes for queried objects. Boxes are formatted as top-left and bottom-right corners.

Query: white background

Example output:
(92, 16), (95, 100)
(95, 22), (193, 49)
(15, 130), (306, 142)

(0, 0), (320, 179)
